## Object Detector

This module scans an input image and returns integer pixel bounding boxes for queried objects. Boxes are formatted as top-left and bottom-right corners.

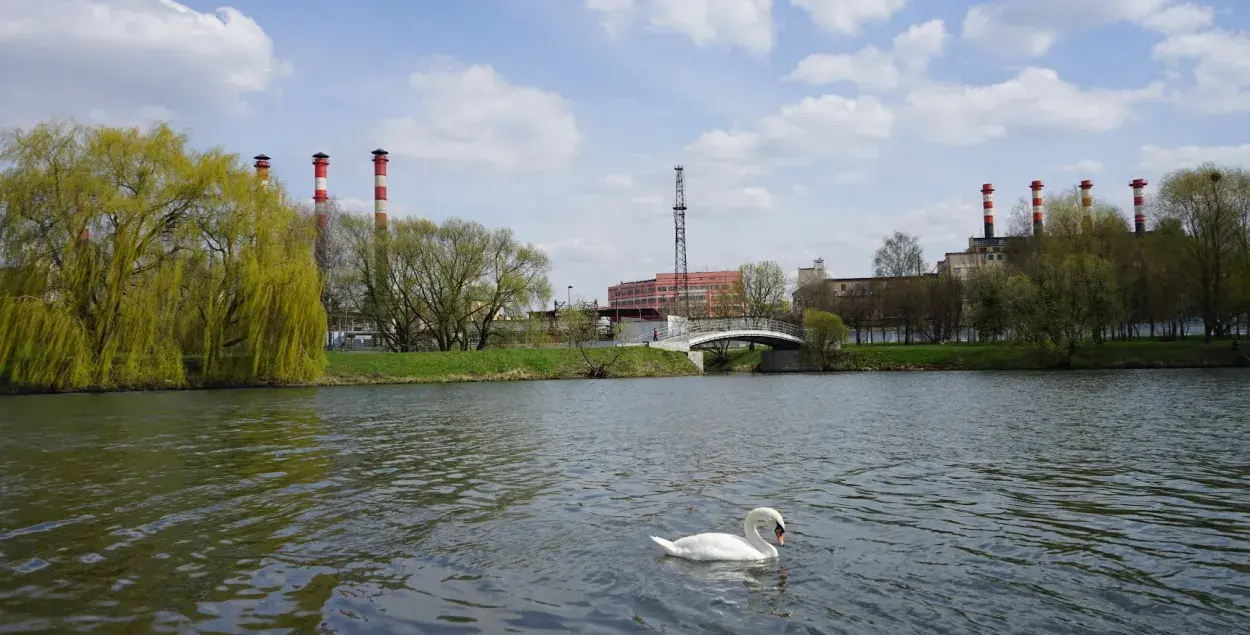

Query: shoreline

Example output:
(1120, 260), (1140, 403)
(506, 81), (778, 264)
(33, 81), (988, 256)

(3, 341), (1247, 396)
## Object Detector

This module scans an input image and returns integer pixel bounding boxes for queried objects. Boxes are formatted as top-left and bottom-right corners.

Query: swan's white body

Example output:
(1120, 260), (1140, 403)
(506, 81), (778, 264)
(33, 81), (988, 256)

(650, 507), (786, 561)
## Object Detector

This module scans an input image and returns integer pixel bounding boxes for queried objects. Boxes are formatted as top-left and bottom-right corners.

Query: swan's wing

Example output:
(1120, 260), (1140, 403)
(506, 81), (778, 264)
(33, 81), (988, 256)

(668, 532), (763, 561)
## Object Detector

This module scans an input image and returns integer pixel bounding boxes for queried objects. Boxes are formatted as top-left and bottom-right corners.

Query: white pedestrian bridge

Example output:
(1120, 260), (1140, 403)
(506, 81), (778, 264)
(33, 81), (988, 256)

(620, 317), (805, 353)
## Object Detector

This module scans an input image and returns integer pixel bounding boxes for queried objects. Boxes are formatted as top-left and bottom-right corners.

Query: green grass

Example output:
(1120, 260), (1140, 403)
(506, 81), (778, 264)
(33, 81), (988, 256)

(323, 346), (700, 385)
(702, 347), (766, 372)
(826, 339), (1250, 371)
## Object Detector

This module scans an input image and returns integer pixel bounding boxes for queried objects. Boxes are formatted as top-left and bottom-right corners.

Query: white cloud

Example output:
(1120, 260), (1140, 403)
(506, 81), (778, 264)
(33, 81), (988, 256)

(834, 169), (872, 184)
(722, 186), (775, 210)
(784, 20), (947, 90)
(690, 94), (895, 169)
(1060, 159), (1106, 172)
(1140, 143), (1250, 173)
(0, 0), (289, 126)
(1141, 3), (1214, 35)
(904, 67), (1163, 145)
(784, 47), (900, 90)
(961, 0), (1170, 57)
(586, 0), (774, 53)
(378, 57), (582, 171)
(603, 173), (634, 188)
(792, 0), (908, 36)
(1153, 29), (1250, 114)
(892, 19), (950, 73)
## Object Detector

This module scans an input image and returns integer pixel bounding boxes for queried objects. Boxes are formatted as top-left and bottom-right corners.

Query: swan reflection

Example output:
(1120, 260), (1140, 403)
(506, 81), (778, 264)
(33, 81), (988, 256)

(664, 560), (788, 594)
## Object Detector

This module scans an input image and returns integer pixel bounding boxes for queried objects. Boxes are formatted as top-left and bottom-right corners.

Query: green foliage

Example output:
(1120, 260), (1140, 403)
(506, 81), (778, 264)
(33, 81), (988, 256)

(0, 120), (326, 391)
(802, 308), (848, 367)
(338, 213), (551, 352)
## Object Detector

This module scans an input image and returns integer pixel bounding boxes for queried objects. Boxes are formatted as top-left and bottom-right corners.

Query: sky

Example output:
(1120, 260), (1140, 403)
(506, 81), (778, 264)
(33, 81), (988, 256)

(3, 0), (1250, 305)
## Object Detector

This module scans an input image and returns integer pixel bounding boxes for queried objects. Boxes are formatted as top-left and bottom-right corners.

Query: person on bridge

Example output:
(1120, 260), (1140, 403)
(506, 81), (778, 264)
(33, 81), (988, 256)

(653, 328), (659, 341)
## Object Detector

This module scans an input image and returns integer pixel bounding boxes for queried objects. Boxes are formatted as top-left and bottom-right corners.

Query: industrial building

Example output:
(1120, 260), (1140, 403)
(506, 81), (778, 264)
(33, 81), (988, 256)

(607, 270), (741, 313)
(801, 177), (1153, 290)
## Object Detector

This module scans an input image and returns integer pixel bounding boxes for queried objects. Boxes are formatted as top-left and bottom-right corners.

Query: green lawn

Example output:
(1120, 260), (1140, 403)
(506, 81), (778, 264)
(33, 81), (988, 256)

(324, 346), (700, 385)
(702, 346), (767, 372)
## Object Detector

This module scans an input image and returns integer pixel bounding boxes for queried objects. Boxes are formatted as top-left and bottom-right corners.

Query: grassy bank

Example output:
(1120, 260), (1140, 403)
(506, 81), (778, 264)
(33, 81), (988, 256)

(322, 346), (700, 386)
(703, 347), (766, 372)
(795, 339), (1250, 372)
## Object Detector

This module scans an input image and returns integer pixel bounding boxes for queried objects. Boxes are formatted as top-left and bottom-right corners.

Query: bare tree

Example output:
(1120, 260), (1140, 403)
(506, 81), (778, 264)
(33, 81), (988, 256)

(873, 231), (926, 277)
(727, 260), (788, 319)
(471, 228), (552, 350)
(559, 305), (622, 378)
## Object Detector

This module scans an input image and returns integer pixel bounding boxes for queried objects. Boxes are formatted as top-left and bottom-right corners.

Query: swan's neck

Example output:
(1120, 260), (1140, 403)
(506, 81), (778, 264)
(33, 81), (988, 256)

(743, 512), (777, 557)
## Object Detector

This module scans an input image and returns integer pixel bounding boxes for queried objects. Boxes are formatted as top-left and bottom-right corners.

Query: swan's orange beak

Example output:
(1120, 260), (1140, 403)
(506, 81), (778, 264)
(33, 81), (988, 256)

(775, 526), (785, 545)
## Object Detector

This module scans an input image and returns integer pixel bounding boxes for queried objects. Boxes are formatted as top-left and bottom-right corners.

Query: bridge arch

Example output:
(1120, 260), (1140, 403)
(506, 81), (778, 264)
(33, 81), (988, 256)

(625, 317), (806, 352)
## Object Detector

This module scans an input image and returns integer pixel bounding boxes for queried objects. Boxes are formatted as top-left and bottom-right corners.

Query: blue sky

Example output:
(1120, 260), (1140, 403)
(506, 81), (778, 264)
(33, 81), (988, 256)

(3, 0), (1250, 304)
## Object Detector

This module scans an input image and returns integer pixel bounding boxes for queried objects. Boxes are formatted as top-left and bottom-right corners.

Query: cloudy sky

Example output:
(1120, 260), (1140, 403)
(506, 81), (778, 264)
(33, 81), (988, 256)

(2, 0), (1249, 303)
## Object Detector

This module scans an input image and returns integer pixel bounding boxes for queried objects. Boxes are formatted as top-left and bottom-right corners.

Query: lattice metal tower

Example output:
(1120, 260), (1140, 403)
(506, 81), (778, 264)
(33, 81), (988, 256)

(672, 165), (690, 318)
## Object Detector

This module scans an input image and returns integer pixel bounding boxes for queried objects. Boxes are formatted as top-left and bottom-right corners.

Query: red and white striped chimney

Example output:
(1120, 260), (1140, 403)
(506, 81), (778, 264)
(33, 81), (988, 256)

(981, 183), (995, 239)
(1031, 180), (1044, 237)
(372, 149), (389, 230)
(1080, 179), (1093, 230)
(1131, 178), (1147, 237)
(313, 152), (329, 230)
(253, 154), (271, 186)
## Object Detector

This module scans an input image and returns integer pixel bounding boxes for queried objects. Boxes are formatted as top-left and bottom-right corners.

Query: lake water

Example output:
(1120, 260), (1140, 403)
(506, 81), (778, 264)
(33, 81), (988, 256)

(1, 370), (1248, 634)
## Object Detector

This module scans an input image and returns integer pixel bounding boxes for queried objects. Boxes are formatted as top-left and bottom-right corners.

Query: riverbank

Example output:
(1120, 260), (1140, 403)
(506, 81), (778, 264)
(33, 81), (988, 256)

(321, 347), (700, 386)
(5, 340), (1245, 395)
(726, 339), (1250, 373)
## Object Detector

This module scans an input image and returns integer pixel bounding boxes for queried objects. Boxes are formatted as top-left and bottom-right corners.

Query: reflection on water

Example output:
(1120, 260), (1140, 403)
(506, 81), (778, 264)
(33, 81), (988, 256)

(1, 370), (1248, 633)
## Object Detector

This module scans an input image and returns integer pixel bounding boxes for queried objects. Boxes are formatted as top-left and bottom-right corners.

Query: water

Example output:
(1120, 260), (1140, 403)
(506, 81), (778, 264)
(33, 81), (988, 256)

(1, 370), (1248, 634)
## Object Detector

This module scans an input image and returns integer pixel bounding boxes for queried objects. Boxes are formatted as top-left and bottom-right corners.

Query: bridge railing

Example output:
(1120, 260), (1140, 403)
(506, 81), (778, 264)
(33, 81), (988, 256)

(624, 317), (805, 345)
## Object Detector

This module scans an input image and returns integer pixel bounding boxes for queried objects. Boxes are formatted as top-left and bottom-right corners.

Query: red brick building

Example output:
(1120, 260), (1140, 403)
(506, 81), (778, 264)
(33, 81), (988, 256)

(607, 270), (741, 315)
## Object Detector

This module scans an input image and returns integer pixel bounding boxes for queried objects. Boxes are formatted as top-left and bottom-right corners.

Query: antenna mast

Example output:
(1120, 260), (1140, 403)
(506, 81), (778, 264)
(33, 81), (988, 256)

(673, 165), (690, 318)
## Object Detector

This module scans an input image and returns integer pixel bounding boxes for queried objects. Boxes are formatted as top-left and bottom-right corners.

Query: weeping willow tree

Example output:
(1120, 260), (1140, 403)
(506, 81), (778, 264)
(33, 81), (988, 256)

(0, 119), (325, 391)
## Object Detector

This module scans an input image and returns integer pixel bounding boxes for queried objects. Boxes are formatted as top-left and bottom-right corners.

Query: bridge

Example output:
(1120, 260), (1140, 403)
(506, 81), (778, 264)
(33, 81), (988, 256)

(621, 317), (805, 353)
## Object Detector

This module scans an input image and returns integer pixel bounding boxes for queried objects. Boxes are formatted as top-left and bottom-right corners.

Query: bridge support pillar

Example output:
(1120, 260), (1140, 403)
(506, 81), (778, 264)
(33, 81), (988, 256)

(687, 350), (704, 373)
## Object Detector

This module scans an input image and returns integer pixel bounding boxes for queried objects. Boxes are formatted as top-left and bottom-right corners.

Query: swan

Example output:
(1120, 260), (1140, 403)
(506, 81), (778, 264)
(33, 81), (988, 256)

(650, 507), (786, 561)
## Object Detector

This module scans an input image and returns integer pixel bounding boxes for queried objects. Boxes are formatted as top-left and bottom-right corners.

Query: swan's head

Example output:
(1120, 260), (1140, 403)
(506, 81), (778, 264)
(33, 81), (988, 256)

(751, 507), (786, 546)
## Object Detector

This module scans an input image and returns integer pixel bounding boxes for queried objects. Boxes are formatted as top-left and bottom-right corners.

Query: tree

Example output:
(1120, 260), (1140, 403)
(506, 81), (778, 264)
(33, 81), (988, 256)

(802, 309), (848, 368)
(1155, 164), (1250, 341)
(727, 260), (788, 319)
(873, 231), (926, 277)
(559, 305), (622, 378)
(1004, 197), (1035, 237)
(340, 215), (430, 352)
(471, 228), (552, 350)
(918, 273), (964, 343)
(0, 119), (325, 390)
(339, 214), (551, 352)
(966, 266), (1010, 342)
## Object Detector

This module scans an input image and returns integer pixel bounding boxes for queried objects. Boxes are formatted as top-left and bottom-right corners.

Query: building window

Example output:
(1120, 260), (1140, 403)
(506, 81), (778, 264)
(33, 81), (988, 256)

(954, 267), (961, 273)
(840, 283), (847, 291)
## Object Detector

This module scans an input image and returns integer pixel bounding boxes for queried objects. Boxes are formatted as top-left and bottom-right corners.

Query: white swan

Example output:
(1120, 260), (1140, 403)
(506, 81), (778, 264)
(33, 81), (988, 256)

(650, 507), (786, 561)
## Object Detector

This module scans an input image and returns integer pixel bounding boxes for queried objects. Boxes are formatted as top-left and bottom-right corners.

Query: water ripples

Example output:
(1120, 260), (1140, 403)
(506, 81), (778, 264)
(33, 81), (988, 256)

(0, 370), (1248, 633)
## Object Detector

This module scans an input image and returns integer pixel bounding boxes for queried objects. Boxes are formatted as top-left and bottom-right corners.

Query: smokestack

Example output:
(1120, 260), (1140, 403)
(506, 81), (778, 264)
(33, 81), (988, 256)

(313, 152), (329, 230)
(1080, 179), (1093, 231)
(1131, 178), (1147, 236)
(1031, 180), (1044, 237)
(981, 183), (995, 239)
(372, 149), (389, 230)
(253, 154), (271, 185)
